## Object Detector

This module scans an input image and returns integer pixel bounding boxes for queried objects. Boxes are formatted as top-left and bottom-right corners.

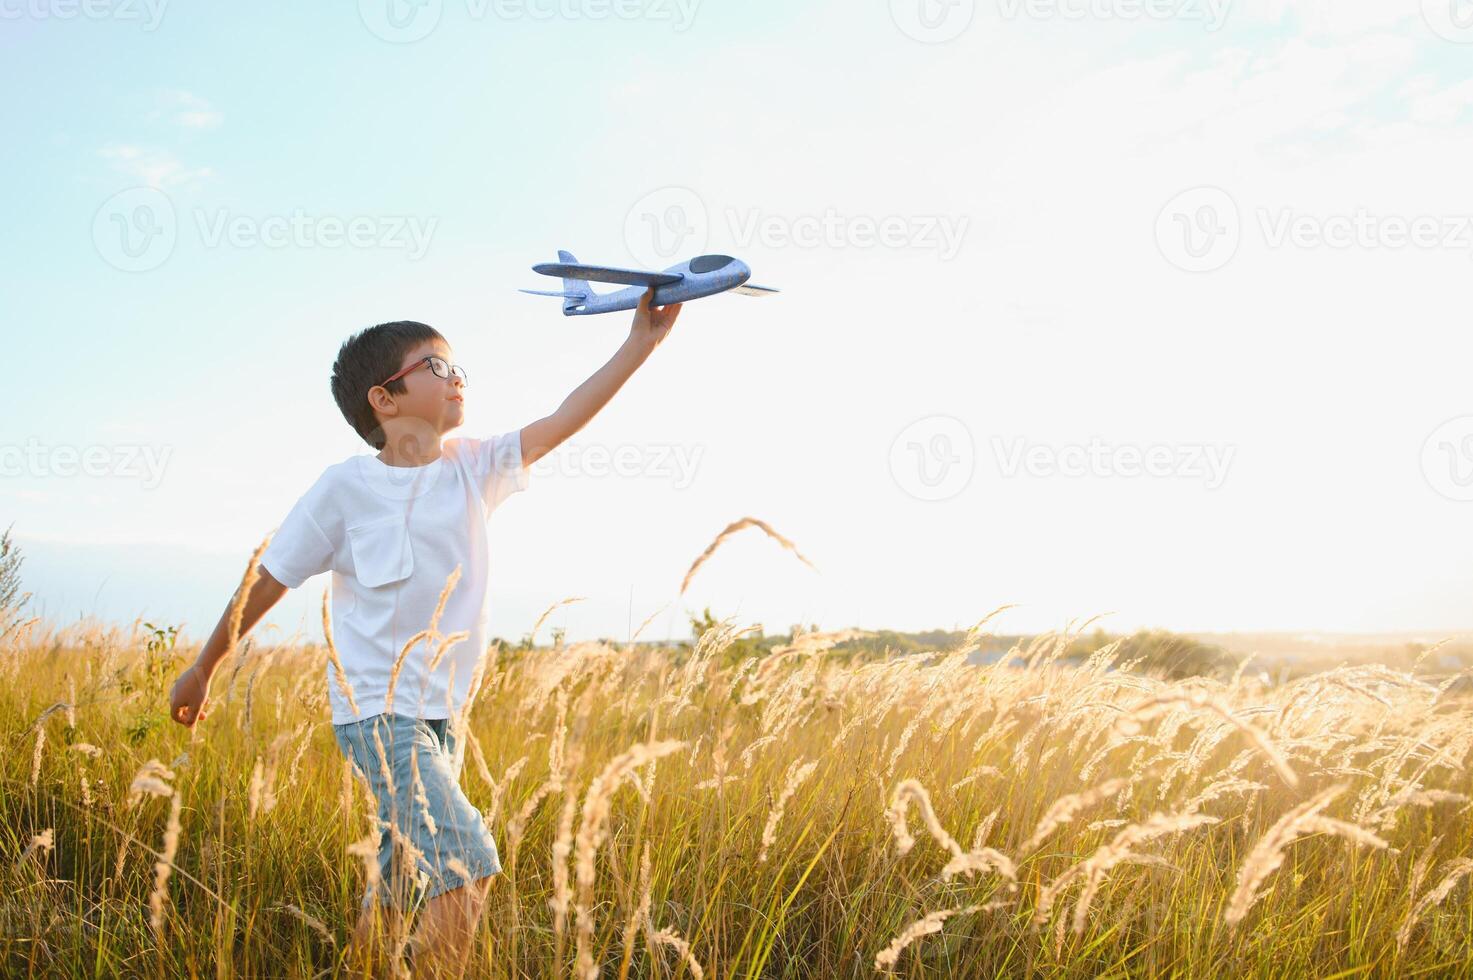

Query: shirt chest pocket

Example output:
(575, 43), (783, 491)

(347, 517), (414, 588)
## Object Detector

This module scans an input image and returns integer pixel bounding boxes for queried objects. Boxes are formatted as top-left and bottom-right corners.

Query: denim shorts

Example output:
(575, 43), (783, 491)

(333, 712), (502, 911)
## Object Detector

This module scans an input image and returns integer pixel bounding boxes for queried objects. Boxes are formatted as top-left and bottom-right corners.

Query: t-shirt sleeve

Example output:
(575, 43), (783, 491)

(467, 428), (530, 514)
(259, 487), (335, 589)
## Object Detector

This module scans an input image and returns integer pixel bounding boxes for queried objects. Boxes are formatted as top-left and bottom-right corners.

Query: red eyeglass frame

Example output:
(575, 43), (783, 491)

(378, 355), (468, 389)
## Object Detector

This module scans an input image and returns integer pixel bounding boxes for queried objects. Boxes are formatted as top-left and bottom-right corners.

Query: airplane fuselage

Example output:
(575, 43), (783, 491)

(537, 254), (754, 315)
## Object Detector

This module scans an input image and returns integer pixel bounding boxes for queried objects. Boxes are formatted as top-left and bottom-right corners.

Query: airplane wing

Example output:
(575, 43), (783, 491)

(730, 283), (780, 296)
(532, 262), (683, 287)
(519, 288), (585, 298)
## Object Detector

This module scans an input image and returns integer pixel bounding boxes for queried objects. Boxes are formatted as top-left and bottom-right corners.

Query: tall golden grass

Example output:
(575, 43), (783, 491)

(1, 570), (1471, 976)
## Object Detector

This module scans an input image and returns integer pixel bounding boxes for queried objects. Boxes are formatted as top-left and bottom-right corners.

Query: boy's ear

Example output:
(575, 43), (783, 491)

(366, 384), (398, 418)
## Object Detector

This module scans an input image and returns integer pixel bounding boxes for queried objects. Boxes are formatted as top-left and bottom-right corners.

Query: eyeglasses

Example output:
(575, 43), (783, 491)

(379, 355), (468, 389)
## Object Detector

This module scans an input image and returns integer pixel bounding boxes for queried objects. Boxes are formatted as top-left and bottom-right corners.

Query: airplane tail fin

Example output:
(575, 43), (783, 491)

(554, 250), (594, 306)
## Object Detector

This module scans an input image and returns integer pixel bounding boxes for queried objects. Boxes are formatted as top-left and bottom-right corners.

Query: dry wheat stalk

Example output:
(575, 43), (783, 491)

(530, 595), (587, 646)
(884, 715), (922, 782)
(886, 778), (963, 860)
(759, 758), (818, 863)
(411, 745), (438, 837)
(1183, 777), (1268, 815)
(347, 832), (383, 903)
(148, 790), (184, 936)
(573, 739), (686, 980)
(29, 724), (45, 788)
(874, 904), (981, 972)
(1397, 857), (1473, 952)
(508, 779), (560, 855)
(19, 828), (54, 867)
(273, 904), (337, 947)
(384, 567), (466, 714)
(1018, 779), (1128, 856)
(630, 839), (706, 979)
(679, 517), (816, 594)
(1226, 784), (1391, 927)
(321, 588), (361, 717)
(487, 756), (529, 827)
(129, 759), (176, 805)
(383, 630), (433, 716)
(629, 601), (671, 645)
(549, 779), (580, 943)
(465, 729), (497, 791)
(1367, 787), (1470, 833)
(1113, 691), (1299, 789)
(226, 536), (270, 661)
(1066, 812), (1219, 936)
(950, 765), (1001, 792)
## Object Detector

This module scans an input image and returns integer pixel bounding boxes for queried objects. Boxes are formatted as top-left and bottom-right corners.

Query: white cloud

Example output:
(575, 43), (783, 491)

(99, 143), (212, 189)
(147, 90), (224, 130)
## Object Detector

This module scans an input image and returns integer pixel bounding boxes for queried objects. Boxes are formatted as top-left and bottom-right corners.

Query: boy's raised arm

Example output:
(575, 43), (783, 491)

(169, 567), (289, 727)
(521, 287), (682, 468)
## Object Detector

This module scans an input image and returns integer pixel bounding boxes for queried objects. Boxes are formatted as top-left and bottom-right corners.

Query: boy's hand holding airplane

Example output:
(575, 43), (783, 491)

(630, 286), (683, 352)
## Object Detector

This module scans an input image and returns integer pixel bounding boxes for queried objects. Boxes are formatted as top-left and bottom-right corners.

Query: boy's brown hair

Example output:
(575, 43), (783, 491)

(330, 320), (445, 450)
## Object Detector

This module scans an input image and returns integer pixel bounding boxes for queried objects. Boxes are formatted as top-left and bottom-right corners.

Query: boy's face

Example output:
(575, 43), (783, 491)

(371, 338), (465, 435)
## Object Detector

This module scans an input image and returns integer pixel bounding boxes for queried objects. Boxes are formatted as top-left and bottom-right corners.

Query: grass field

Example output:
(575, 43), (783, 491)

(2, 585), (1471, 978)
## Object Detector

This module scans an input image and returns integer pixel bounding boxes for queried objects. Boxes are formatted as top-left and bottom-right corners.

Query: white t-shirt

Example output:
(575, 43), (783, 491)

(259, 431), (529, 725)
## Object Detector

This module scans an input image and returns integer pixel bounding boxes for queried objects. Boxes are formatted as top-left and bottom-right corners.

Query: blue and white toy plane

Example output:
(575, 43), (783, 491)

(521, 250), (779, 315)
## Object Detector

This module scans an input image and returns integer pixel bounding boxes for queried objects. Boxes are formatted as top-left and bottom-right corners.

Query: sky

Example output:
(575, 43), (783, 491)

(3, 0), (1473, 646)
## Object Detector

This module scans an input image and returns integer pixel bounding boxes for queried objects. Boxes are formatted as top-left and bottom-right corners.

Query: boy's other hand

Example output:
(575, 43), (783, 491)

(169, 664), (210, 727)
(630, 287), (682, 352)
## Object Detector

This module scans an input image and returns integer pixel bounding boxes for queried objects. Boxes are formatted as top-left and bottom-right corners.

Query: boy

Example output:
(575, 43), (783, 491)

(169, 289), (683, 978)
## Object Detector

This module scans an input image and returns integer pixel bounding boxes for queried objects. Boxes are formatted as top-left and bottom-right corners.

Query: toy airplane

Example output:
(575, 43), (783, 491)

(521, 250), (779, 315)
